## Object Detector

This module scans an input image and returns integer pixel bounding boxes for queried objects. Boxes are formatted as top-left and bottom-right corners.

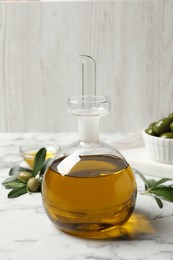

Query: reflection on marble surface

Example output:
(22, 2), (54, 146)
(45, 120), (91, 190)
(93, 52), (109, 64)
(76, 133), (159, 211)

(0, 133), (173, 260)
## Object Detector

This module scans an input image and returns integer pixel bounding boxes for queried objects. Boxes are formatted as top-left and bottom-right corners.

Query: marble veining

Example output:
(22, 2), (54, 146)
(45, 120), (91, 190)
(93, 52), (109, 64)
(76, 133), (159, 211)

(0, 133), (173, 260)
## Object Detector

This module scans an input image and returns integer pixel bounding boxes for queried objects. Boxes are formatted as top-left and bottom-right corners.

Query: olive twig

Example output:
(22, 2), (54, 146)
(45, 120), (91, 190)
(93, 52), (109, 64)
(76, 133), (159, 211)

(2, 148), (47, 198)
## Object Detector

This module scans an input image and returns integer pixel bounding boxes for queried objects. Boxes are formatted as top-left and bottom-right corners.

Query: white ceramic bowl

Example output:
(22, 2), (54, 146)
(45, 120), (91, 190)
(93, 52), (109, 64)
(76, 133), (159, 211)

(143, 131), (173, 163)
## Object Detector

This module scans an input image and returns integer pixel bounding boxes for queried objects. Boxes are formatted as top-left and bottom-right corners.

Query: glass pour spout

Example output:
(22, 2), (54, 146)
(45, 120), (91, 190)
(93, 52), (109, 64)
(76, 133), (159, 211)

(68, 55), (110, 143)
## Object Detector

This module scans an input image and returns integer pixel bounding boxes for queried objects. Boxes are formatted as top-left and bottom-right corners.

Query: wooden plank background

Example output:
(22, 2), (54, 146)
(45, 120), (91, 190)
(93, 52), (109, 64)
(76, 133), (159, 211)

(0, 0), (173, 133)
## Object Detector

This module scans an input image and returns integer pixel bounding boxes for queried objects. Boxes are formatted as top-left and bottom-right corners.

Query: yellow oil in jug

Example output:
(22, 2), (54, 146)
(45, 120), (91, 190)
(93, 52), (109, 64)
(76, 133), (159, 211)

(42, 154), (137, 239)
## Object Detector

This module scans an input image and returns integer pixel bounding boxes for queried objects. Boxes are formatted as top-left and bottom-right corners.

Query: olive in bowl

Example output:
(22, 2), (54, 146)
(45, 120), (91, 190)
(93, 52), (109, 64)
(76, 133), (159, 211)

(143, 113), (173, 163)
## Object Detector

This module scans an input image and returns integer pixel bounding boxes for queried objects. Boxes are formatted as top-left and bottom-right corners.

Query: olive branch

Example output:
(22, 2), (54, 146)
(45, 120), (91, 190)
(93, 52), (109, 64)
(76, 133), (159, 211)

(2, 148), (50, 198)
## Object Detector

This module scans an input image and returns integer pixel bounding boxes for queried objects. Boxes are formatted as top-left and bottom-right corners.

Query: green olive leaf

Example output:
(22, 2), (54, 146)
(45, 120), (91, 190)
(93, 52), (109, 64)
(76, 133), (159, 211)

(4, 181), (26, 189)
(133, 168), (149, 189)
(144, 184), (148, 191)
(32, 148), (46, 177)
(8, 186), (28, 199)
(153, 178), (172, 187)
(9, 166), (33, 176)
(39, 158), (51, 177)
(147, 179), (157, 188)
(2, 175), (18, 185)
(150, 186), (173, 202)
(154, 196), (163, 208)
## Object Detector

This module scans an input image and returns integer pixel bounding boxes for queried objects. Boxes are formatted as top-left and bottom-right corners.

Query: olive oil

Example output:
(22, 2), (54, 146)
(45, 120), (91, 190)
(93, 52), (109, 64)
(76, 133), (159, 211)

(24, 151), (55, 168)
(42, 155), (137, 239)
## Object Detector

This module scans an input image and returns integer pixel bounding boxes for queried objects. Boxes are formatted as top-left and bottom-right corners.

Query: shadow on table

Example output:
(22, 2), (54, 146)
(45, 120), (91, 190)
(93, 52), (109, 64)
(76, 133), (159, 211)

(107, 210), (155, 240)
(62, 210), (155, 240)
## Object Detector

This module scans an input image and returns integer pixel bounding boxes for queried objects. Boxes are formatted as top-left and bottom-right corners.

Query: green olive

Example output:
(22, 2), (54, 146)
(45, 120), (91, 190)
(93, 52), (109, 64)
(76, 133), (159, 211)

(153, 117), (172, 135)
(168, 112), (173, 120)
(18, 171), (32, 182)
(160, 132), (173, 139)
(170, 121), (173, 132)
(27, 177), (40, 192)
(145, 127), (156, 136)
(148, 122), (156, 129)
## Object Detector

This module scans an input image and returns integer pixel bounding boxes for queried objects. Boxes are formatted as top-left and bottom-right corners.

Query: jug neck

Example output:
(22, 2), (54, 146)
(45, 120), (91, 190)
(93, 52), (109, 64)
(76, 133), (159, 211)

(77, 116), (100, 143)
(67, 95), (110, 143)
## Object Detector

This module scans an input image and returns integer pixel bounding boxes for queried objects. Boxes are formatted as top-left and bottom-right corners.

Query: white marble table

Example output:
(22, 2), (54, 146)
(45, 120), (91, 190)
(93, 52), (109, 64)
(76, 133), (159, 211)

(0, 133), (173, 260)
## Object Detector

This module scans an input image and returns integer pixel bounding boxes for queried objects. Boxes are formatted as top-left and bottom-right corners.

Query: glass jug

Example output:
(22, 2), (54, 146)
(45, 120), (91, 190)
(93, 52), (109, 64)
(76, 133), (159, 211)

(42, 56), (137, 239)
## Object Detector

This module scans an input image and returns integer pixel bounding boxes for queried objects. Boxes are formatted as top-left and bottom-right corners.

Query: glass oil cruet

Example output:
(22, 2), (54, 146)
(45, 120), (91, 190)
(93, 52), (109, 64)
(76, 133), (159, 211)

(42, 55), (137, 239)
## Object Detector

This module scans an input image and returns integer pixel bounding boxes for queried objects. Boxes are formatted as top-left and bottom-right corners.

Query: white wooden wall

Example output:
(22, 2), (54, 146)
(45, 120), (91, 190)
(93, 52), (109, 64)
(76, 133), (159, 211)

(0, 1), (173, 133)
